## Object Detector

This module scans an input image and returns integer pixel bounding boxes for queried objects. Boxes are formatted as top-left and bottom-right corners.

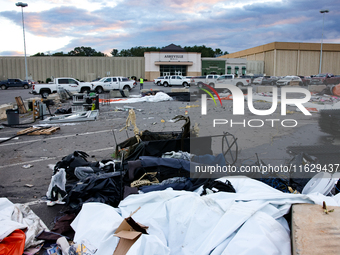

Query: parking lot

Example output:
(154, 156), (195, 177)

(0, 80), (338, 245)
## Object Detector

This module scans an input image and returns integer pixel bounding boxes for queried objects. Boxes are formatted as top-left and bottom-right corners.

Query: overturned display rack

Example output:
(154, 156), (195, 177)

(40, 110), (99, 124)
(115, 127), (238, 166)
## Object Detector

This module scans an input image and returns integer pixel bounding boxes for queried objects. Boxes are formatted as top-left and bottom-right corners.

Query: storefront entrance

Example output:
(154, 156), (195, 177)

(160, 65), (187, 77)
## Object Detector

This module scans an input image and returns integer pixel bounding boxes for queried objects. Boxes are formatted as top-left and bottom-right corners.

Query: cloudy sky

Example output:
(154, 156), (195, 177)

(0, 0), (339, 56)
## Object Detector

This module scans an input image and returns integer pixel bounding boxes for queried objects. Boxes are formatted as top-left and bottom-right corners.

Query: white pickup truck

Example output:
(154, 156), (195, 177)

(32, 78), (93, 98)
(215, 75), (251, 87)
(189, 74), (220, 87)
(157, 75), (191, 87)
(32, 76), (136, 98)
(91, 77), (136, 92)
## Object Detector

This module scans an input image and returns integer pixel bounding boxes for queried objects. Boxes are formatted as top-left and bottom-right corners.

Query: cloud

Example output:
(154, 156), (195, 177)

(0, 51), (23, 56)
(0, 0), (339, 56)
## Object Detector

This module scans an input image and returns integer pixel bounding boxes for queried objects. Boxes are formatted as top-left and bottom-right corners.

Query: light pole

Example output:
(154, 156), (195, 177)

(16, 2), (28, 82)
(319, 9), (329, 74)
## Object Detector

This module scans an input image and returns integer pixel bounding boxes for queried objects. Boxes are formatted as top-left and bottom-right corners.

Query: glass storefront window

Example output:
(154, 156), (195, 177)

(235, 66), (239, 75)
(227, 66), (231, 74)
(242, 66), (246, 75)
(160, 65), (187, 76)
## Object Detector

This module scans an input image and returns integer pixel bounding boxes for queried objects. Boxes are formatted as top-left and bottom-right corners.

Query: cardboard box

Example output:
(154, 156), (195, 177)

(113, 208), (148, 255)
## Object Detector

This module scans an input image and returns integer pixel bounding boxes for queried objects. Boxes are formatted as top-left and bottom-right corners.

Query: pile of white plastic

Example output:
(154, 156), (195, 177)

(110, 92), (173, 104)
(71, 176), (340, 255)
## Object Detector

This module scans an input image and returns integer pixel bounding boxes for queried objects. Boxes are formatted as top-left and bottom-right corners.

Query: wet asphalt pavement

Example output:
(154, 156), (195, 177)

(0, 81), (337, 229)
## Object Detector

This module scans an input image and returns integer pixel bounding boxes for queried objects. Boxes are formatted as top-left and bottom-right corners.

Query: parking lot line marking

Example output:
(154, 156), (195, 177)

(0, 129), (113, 147)
(0, 157), (57, 169)
(0, 147), (115, 169)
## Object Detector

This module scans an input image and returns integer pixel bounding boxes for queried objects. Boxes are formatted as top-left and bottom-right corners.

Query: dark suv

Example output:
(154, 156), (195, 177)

(0, 79), (31, 90)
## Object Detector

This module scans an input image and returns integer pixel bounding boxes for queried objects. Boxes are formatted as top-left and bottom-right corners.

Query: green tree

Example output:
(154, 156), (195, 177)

(119, 49), (132, 57)
(32, 52), (47, 56)
(111, 49), (119, 57)
(184, 45), (216, 57)
(52, 51), (67, 56)
(214, 48), (224, 57)
(68, 46), (105, 56)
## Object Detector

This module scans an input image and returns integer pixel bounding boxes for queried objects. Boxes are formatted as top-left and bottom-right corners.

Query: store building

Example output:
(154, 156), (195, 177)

(144, 44), (201, 81)
(219, 42), (340, 76)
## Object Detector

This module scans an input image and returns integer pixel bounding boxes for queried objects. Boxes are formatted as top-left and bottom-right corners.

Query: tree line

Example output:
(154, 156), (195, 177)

(33, 45), (229, 58)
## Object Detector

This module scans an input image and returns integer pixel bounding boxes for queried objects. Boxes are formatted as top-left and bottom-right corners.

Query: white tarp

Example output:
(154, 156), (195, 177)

(0, 198), (49, 249)
(71, 177), (340, 255)
(109, 92), (173, 104)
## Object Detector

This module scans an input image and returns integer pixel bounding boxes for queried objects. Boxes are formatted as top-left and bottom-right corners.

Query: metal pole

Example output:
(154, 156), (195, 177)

(21, 6), (28, 82)
(318, 9), (329, 74)
(319, 13), (325, 74)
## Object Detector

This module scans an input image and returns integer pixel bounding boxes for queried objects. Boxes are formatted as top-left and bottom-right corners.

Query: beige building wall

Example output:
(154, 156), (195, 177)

(144, 51), (201, 81)
(0, 56), (144, 82)
(220, 42), (340, 76)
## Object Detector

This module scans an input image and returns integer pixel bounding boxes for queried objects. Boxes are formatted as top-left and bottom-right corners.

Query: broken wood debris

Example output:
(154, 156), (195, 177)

(17, 126), (60, 136)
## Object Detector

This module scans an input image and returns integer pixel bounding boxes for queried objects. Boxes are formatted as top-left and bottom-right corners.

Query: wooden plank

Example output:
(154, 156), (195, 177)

(15, 96), (27, 114)
(17, 127), (60, 136)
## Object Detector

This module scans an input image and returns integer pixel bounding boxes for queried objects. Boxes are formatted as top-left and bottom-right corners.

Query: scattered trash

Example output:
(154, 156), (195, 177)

(323, 201), (335, 214)
(22, 164), (33, 169)
(179, 105), (200, 109)
(17, 127), (60, 136)
(161, 119), (165, 123)
(24, 184), (34, 188)
(113, 207), (148, 255)
(302, 172), (337, 196)
(40, 110), (99, 124)
(55, 107), (72, 114)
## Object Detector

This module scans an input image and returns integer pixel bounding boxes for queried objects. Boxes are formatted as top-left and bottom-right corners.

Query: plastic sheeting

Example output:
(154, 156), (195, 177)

(109, 92), (173, 104)
(71, 177), (340, 255)
(0, 198), (49, 249)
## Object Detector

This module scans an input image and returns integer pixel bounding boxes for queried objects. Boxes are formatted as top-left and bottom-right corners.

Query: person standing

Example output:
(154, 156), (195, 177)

(140, 77), (144, 90)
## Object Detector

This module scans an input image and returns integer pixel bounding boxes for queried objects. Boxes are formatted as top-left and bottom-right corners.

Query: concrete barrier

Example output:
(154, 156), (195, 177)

(256, 86), (275, 93)
(308, 85), (327, 93)
(171, 88), (190, 92)
(292, 204), (340, 255)
(110, 90), (130, 98)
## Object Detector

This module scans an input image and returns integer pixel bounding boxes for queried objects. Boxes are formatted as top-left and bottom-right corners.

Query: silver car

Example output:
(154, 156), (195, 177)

(276, 76), (302, 87)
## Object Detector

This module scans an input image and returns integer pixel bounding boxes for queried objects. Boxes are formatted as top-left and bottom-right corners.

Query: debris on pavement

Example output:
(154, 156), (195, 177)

(17, 126), (60, 136)
(2, 93), (340, 255)
(40, 110), (99, 124)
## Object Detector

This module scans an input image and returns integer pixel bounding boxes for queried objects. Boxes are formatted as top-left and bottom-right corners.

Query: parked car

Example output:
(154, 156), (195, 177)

(309, 73), (340, 85)
(190, 75), (220, 87)
(252, 76), (264, 84)
(0, 78), (31, 90)
(261, 76), (280, 85)
(216, 75), (251, 87)
(298, 76), (311, 86)
(276, 76), (303, 87)
(25, 79), (37, 85)
(90, 76), (136, 92)
(161, 76), (191, 87)
(153, 76), (164, 86)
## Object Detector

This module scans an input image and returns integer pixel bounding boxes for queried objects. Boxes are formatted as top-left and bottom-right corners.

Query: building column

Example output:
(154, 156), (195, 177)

(296, 50), (300, 75)
(273, 49), (277, 76)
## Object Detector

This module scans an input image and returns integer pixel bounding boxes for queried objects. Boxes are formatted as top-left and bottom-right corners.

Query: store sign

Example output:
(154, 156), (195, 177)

(160, 54), (187, 61)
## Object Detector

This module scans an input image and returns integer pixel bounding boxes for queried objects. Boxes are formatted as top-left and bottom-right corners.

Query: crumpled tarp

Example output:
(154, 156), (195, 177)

(0, 198), (49, 249)
(106, 92), (173, 104)
(71, 177), (340, 255)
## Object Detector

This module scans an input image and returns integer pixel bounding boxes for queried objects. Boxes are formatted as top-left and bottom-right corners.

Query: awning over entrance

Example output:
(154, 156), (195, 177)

(155, 61), (193, 66)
